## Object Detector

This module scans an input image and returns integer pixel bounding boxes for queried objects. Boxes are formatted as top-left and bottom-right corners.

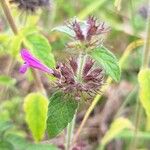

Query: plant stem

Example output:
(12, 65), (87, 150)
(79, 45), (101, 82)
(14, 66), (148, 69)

(65, 112), (77, 150)
(0, 0), (46, 95)
(77, 53), (86, 81)
(73, 77), (112, 144)
(65, 53), (86, 150)
(142, 3), (150, 68)
(131, 1), (150, 149)
(0, 0), (18, 34)
(114, 86), (138, 119)
(73, 39), (145, 144)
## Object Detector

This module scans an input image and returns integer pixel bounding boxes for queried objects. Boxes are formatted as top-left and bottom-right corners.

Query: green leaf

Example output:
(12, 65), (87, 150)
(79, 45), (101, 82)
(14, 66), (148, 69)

(0, 34), (10, 43)
(52, 25), (75, 37)
(51, 20), (87, 37)
(0, 140), (14, 150)
(25, 14), (40, 27)
(101, 117), (134, 146)
(0, 121), (13, 135)
(0, 75), (16, 87)
(20, 26), (38, 37)
(90, 46), (121, 81)
(138, 69), (150, 130)
(6, 134), (29, 150)
(24, 93), (48, 142)
(25, 33), (55, 68)
(47, 92), (78, 138)
(0, 34), (11, 55)
(9, 35), (23, 57)
(6, 134), (58, 150)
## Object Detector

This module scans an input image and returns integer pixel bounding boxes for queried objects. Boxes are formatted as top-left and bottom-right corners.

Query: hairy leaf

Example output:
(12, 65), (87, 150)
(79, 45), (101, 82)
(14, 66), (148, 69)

(25, 33), (55, 68)
(90, 46), (121, 81)
(52, 26), (75, 37)
(51, 20), (87, 37)
(24, 93), (48, 142)
(47, 92), (78, 138)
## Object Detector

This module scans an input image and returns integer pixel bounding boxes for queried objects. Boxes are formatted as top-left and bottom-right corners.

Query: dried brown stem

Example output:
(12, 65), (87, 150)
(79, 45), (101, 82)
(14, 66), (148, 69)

(0, 0), (46, 95)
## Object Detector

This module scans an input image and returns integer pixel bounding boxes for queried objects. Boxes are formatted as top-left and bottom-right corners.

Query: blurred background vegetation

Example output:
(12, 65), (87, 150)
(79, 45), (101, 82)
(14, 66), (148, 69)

(0, 0), (149, 150)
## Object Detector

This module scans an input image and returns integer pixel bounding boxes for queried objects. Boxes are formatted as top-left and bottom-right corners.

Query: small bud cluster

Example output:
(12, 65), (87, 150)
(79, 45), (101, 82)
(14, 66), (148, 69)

(67, 16), (110, 50)
(53, 57), (104, 100)
(10, 0), (50, 12)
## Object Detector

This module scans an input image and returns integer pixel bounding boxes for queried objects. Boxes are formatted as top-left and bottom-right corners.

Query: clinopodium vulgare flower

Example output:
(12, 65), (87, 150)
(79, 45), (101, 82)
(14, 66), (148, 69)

(19, 49), (104, 100)
(10, 0), (50, 12)
(53, 57), (104, 100)
(67, 16), (110, 50)
(19, 49), (53, 74)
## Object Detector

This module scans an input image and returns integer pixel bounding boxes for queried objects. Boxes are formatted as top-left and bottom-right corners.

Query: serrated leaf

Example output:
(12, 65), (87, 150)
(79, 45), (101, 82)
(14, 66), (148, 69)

(0, 140), (14, 150)
(52, 26), (75, 37)
(90, 46), (121, 81)
(25, 33), (55, 68)
(138, 69), (150, 130)
(101, 117), (134, 146)
(24, 93), (48, 142)
(51, 20), (87, 37)
(47, 92), (78, 138)
(0, 75), (16, 87)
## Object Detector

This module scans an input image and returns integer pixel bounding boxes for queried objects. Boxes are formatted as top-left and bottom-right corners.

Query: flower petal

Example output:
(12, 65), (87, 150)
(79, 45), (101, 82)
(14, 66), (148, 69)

(19, 62), (29, 74)
(20, 49), (54, 74)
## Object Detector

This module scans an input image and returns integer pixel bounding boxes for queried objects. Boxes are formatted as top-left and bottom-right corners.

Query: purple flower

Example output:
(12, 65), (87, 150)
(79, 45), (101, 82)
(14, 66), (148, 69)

(66, 16), (110, 50)
(68, 16), (110, 41)
(10, 0), (50, 12)
(53, 57), (104, 100)
(19, 49), (54, 74)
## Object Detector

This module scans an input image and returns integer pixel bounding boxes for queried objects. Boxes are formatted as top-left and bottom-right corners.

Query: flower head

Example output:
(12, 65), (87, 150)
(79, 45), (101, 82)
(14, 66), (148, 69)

(19, 49), (53, 74)
(53, 57), (104, 100)
(10, 0), (50, 12)
(68, 16), (109, 43)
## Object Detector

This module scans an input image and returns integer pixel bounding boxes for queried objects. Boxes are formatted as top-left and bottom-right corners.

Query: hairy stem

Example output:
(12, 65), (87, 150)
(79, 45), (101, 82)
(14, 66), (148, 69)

(0, 0), (46, 95)
(65, 53), (86, 150)
(65, 113), (77, 150)
(73, 39), (145, 144)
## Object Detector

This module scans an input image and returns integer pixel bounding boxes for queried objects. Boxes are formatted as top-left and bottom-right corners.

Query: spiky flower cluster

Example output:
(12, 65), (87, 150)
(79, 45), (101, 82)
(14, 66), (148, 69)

(10, 0), (50, 12)
(19, 49), (104, 100)
(67, 16), (110, 50)
(53, 57), (104, 100)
